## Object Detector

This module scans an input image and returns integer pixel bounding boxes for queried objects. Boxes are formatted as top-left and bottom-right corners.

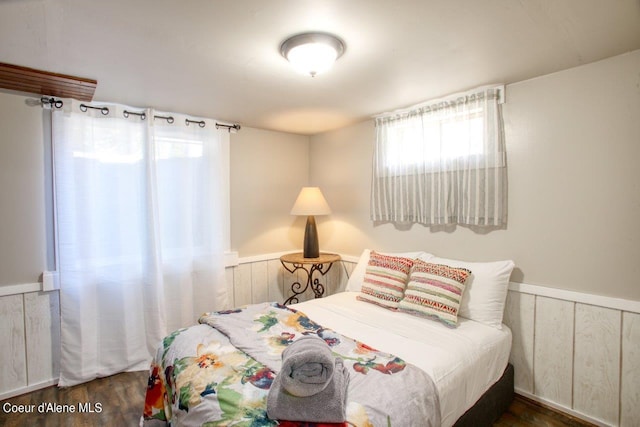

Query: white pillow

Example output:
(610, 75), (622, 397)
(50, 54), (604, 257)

(346, 249), (431, 292)
(420, 254), (515, 329)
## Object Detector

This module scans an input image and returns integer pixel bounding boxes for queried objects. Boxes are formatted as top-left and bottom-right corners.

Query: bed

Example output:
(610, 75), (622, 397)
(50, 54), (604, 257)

(143, 250), (515, 426)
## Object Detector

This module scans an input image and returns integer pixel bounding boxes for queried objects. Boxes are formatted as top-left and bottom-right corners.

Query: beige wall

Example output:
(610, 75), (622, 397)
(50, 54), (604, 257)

(230, 126), (309, 256)
(2, 50), (639, 301)
(0, 92), (48, 286)
(310, 50), (640, 301)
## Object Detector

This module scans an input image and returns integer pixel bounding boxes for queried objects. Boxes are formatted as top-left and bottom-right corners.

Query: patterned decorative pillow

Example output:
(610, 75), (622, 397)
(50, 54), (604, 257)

(346, 249), (431, 292)
(398, 259), (471, 327)
(356, 251), (414, 310)
(425, 255), (515, 329)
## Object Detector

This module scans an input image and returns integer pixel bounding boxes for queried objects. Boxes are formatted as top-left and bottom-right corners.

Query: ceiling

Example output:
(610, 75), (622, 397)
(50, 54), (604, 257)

(1, 0), (639, 135)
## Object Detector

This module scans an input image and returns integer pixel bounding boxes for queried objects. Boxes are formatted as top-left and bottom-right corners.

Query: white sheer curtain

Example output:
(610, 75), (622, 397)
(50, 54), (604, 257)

(52, 100), (229, 387)
(371, 86), (507, 227)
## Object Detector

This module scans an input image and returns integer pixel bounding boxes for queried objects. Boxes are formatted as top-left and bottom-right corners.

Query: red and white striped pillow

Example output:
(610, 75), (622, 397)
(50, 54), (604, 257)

(398, 259), (471, 327)
(357, 251), (414, 310)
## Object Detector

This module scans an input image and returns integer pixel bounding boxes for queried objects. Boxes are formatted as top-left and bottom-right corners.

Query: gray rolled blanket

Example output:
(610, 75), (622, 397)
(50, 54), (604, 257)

(267, 335), (349, 423)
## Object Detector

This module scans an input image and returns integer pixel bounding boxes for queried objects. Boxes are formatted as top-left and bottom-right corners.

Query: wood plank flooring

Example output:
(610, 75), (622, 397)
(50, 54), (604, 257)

(494, 395), (597, 427)
(0, 372), (147, 427)
(0, 371), (596, 426)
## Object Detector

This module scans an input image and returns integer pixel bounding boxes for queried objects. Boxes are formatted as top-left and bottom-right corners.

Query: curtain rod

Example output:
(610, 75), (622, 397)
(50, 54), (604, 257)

(373, 84), (505, 120)
(40, 97), (64, 109)
(215, 123), (241, 132)
(35, 97), (241, 132)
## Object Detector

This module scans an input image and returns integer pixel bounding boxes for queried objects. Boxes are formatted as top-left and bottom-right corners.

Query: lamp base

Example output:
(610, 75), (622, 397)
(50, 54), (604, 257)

(303, 215), (319, 258)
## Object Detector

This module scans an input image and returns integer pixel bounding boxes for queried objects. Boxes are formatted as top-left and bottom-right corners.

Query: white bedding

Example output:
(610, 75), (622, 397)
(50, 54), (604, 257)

(293, 291), (512, 427)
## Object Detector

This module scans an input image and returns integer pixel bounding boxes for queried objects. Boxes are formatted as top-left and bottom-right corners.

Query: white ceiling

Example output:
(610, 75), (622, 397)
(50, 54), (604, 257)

(1, 0), (639, 135)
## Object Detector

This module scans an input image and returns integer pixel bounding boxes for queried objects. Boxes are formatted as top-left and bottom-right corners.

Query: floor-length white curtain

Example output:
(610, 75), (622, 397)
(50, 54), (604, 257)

(52, 100), (229, 387)
(371, 86), (507, 227)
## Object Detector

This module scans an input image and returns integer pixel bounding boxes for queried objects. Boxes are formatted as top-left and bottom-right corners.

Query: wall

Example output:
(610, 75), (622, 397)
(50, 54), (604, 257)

(304, 49), (640, 425)
(229, 127), (309, 257)
(0, 92), (49, 286)
(2, 50), (639, 425)
(0, 95), (58, 396)
(310, 49), (640, 302)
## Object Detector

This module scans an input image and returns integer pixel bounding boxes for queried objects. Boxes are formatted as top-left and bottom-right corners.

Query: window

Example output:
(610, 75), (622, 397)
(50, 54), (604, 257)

(382, 106), (486, 173)
(371, 86), (507, 227)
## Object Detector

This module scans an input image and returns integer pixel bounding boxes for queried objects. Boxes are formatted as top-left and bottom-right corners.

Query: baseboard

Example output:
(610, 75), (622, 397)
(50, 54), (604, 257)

(0, 378), (59, 401)
(514, 389), (606, 427)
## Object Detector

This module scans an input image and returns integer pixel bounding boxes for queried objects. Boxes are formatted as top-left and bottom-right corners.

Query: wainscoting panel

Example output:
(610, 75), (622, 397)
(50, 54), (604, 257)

(533, 296), (575, 408)
(342, 261), (356, 280)
(226, 255), (351, 306)
(24, 291), (61, 386)
(266, 259), (284, 303)
(504, 286), (640, 426)
(573, 304), (621, 425)
(330, 260), (345, 295)
(250, 261), (269, 304)
(232, 263), (252, 307)
(621, 311), (640, 427)
(225, 267), (235, 307)
(0, 291), (60, 400)
(0, 294), (27, 394)
(503, 291), (535, 393)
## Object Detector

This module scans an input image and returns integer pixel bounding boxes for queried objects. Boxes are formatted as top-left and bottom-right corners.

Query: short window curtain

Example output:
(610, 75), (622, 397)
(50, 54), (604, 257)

(371, 86), (507, 227)
(52, 100), (230, 386)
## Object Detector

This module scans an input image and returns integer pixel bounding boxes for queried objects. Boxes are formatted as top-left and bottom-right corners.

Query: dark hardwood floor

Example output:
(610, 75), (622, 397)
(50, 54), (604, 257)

(494, 395), (596, 427)
(0, 371), (595, 426)
(0, 372), (147, 427)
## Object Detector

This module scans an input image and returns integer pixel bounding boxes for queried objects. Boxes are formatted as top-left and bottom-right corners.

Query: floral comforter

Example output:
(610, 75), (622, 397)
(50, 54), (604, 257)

(143, 302), (440, 426)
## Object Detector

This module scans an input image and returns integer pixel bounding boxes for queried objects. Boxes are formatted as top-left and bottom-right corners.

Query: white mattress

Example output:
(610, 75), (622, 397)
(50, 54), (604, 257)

(293, 292), (512, 427)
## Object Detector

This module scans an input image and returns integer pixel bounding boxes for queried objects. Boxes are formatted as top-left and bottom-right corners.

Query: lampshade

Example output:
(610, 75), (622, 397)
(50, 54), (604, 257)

(290, 187), (331, 216)
(280, 33), (345, 77)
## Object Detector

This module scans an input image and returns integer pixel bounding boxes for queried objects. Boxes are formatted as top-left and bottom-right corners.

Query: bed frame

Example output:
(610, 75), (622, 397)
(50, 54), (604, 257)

(453, 363), (514, 427)
(145, 363), (514, 427)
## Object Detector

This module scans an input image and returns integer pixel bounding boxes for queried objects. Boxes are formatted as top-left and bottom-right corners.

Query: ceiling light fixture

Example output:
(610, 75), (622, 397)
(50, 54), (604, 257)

(280, 32), (345, 77)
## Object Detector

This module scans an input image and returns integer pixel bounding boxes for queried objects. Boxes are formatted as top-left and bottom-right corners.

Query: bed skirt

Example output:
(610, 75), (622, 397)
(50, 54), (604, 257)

(453, 363), (514, 427)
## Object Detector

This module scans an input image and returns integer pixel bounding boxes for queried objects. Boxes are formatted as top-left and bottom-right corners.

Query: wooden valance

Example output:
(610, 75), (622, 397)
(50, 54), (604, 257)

(0, 62), (96, 101)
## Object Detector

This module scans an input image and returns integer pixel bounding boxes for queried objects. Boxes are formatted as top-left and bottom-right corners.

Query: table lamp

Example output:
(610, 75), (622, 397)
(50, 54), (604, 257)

(290, 187), (331, 258)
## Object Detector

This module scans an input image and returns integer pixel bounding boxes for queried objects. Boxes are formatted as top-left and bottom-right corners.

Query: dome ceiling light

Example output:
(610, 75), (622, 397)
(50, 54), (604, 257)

(280, 32), (345, 77)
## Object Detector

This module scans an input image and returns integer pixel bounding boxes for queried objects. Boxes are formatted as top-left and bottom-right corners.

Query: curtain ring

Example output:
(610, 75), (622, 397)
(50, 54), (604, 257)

(123, 110), (147, 120)
(185, 118), (206, 128)
(79, 103), (109, 115)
